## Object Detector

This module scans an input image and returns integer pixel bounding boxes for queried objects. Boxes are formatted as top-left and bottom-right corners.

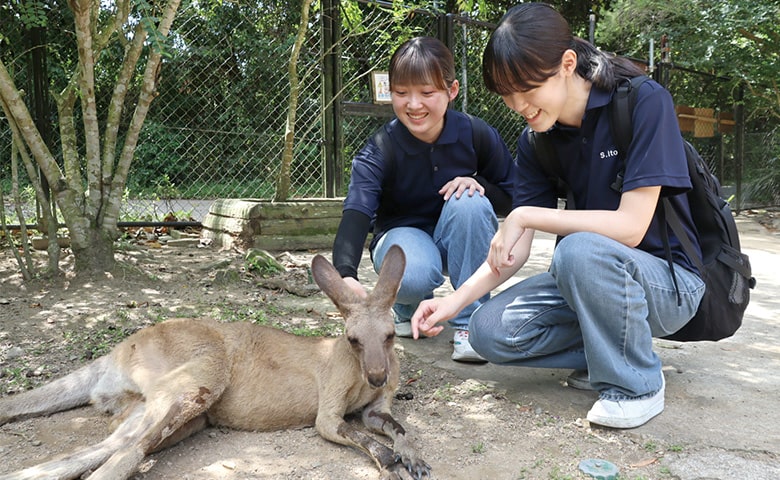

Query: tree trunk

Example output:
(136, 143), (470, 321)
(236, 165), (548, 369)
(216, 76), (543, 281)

(71, 227), (116, 273)
(0, 0), (182, 279)
(275, 0), (314, 201)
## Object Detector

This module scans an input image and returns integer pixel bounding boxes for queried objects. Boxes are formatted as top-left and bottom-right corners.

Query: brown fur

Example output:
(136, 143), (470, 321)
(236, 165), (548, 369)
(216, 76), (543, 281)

(0, 246), (429, 480)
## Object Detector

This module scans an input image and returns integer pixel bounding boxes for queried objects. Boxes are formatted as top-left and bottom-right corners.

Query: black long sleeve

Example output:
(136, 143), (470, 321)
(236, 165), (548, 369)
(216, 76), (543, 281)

(332, 209), (372, 280)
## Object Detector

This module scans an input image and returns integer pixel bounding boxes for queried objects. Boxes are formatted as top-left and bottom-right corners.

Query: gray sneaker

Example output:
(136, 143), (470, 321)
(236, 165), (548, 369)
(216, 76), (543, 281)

(451, 330), (487, 363)
(394, 319), (414, 338)
(566, 370), (595, 391)
(392, 309), (414, 338)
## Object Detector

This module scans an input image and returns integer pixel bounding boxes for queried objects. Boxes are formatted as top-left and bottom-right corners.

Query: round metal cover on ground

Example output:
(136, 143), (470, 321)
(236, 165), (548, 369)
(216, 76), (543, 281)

(578, 458), (619, 479)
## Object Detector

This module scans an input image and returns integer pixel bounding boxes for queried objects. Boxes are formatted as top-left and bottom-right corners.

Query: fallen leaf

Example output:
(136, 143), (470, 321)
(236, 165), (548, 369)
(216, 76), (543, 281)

(630, 457), (658, 468)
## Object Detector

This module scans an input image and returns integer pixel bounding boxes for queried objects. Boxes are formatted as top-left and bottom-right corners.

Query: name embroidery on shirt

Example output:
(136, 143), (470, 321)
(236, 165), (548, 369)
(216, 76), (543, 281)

(600, 149), (619, 159)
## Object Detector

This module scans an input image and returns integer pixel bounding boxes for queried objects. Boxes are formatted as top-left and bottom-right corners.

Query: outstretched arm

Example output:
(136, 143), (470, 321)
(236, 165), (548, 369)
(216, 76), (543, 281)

(412, 228), (534, 338)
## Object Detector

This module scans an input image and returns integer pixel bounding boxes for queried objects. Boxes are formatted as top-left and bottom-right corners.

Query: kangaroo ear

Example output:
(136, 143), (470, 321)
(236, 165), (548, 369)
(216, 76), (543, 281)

(311, 254), (360, 312)
(372, 245), (405, 306)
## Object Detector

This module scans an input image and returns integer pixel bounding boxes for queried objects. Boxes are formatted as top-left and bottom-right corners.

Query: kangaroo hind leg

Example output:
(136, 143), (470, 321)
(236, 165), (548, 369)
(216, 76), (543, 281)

(86, 358), (228, 480)
(0, 401), (147, 480)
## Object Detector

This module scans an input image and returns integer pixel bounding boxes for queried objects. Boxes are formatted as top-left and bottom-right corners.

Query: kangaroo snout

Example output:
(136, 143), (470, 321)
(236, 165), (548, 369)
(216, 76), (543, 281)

(366, 368), (389, 388)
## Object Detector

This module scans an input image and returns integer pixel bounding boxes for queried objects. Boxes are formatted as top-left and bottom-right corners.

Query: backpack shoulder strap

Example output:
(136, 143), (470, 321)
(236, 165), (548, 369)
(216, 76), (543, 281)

(465, 113), (493, 172)
(371, 126), (395, 186)
(608, 75), (651, 192)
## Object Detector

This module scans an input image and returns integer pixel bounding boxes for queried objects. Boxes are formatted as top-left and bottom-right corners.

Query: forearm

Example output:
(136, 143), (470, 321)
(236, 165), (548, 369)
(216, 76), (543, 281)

(451, 230), (531, 308)
(511, 187), (658, 248)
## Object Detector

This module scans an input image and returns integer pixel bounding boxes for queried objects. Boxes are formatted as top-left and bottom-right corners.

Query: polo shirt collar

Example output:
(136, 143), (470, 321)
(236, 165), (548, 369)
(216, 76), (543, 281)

(393, 109), (459, 155)
(549, 85), (611, 134)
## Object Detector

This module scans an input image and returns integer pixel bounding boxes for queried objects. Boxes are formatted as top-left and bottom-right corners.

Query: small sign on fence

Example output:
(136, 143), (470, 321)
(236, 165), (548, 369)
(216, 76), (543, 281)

(371, 70), (391, 104)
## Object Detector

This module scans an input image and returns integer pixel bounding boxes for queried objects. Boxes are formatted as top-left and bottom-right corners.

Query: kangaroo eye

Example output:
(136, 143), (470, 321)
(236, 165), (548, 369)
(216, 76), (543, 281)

(386, 333), (395, 343)
(348, 337), (360, 347)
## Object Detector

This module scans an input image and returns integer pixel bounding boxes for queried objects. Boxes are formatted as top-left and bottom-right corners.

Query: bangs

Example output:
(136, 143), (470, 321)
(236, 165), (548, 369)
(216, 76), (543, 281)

(389, 50), (448, 90)
(482, 4), (568, 96)
(483, 48), (557, 95)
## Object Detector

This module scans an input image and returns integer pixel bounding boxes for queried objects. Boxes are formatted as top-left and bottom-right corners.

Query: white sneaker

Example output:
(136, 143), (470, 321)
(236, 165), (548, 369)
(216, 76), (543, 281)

(586, 376), (665, 429)
(451, 330), (487, 363)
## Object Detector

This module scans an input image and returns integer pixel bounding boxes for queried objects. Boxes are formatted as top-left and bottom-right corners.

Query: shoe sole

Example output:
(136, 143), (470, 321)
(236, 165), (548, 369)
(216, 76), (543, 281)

(451, 355), (488, 363)
(451, 345), (488, 363)
(450, 352), (487, 363)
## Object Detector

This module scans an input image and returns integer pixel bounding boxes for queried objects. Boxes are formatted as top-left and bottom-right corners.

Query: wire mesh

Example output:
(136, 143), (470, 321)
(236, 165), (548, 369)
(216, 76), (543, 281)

(1, 0), (777, 228)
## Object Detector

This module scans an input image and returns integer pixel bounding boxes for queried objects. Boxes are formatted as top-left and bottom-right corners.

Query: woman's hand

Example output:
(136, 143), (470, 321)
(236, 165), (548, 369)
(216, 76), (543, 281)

(342, 276), (368, 299)
(411, 297), (461, 339)
(439, 176), (484, 201)
(487, 209), (527, 274)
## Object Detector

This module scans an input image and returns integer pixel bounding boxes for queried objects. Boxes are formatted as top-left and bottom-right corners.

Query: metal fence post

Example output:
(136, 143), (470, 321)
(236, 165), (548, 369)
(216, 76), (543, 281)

(735, 83), (745, 212)
(322, 0), (341, 198)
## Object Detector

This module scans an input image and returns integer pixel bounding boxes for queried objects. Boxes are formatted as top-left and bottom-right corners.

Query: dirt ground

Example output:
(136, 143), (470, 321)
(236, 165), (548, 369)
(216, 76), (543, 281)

(0, 223), (755, 480)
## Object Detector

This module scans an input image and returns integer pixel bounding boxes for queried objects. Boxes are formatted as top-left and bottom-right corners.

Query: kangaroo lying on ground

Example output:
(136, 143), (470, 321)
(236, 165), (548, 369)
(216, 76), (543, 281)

(0, 245), (430, 480)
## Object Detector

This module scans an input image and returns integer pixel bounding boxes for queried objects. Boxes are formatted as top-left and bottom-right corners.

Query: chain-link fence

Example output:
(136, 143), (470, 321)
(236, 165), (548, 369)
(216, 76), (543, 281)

(124, 1), (324, 219)
(1, 0), (777, 227)
(330, 7), (531, 199)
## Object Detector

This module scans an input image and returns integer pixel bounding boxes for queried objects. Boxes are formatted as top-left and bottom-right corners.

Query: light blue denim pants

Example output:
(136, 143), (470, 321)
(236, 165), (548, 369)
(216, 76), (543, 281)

(372, 194), (498, 329)
(469, 232), (705, 399)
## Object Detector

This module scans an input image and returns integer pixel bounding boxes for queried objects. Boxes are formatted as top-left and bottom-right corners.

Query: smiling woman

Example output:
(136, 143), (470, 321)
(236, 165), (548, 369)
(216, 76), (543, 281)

(331, 36), (517, 363)
(412, 2), (707, 430)
(388, 37), (460, 144)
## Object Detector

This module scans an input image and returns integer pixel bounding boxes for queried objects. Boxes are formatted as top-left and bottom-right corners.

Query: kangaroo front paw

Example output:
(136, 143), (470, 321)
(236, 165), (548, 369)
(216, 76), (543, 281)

(393, 452), (431, 480)
(381, 460), (431, 480)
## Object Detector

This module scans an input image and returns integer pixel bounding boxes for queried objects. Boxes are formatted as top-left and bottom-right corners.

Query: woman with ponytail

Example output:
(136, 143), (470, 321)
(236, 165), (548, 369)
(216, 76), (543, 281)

(412, 3), (705, 429)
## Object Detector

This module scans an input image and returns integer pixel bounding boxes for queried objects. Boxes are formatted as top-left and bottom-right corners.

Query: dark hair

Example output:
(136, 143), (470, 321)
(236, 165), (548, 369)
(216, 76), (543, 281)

(389, 37), (456, 90)
(483, 3), (644, 95)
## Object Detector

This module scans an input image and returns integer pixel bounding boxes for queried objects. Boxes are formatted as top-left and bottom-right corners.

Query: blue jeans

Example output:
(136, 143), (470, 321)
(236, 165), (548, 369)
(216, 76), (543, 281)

(469, 232), (705, 399)
(372, 194), (498, 329)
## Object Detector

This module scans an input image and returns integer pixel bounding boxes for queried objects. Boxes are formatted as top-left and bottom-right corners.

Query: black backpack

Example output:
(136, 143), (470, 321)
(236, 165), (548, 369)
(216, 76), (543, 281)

(529, 76), (755, 342)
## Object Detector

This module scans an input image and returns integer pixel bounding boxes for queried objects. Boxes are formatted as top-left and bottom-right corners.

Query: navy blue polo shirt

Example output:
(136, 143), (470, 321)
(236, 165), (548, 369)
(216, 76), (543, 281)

(344, 109), (515, 244)
(513, 79), (701, 273)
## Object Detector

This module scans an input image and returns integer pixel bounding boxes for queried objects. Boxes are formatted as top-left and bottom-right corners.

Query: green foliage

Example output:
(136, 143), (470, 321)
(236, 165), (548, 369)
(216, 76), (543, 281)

(597, 0), (780, 119)
(220, 305), (271, 325)
(217, 305), (342, 337)
(597, 0), (698, 56)
(288, 322), (342, 337)
(0, 365), (37, 393)
(129, 122), (190, 192)
(7, 0), (48, 30)
(432, 382), (454, 401)
(136, 0), (174, 57)
(471, 441), (486, 454)
(746, 153), (780, 205)
(244, 249), (286, 276)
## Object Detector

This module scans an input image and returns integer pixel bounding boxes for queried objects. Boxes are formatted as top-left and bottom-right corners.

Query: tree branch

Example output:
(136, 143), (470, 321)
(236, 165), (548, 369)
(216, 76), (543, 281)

(103, 0), (183, 228)
(70, 0), (103, 217)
